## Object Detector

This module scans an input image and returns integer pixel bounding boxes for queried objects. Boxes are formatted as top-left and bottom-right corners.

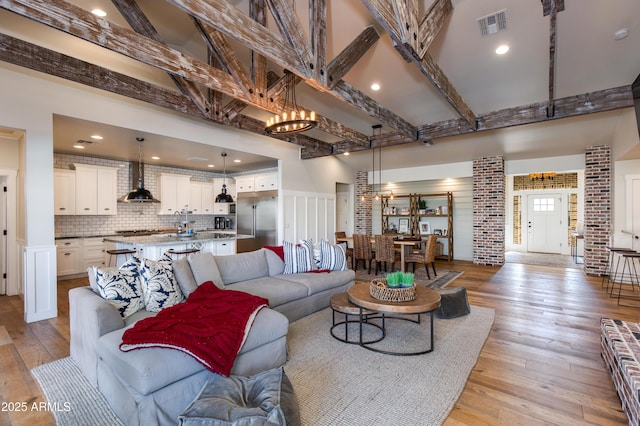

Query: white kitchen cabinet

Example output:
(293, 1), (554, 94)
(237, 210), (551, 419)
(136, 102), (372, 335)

(212, 240), (236, 255)
(190, 181), (214, 215)
(234, 176), (254, 193)
(56, 239), (81, 276)
(80, 237), (106, 270)
(213, 203), (233, 215)
(54, 169), (76, 215)
(157, 173), (191, 215)
(254, 173), (278, 191)
(73, 164), (119, 215)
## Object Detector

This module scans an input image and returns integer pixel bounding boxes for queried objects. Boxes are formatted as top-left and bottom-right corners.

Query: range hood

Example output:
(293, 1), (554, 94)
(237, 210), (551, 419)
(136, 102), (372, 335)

(118, 161), (160, 203)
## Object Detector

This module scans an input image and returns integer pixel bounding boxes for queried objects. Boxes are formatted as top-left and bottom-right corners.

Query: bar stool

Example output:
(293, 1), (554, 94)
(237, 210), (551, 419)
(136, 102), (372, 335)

(611, 251), (640, 306)
(167, 248), (200, 258)
(106, 249), (137, 267)
(602, 247), (636, 291)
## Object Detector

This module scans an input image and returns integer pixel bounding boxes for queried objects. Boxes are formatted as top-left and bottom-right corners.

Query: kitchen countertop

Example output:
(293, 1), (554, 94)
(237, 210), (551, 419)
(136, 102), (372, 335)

(103, 232), (251, 246)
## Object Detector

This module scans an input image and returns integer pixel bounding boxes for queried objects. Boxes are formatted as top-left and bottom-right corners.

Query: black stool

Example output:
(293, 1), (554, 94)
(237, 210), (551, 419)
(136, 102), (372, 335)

(106, 249), (136, 267)
(602, 247), (637, 292)
(436, 287), (470, 319)
(167, 248), (200, 258)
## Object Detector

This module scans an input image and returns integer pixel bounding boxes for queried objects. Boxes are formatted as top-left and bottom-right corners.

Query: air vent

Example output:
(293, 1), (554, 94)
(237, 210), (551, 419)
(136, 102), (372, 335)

(478, 10), (507, 36)
(187, 157), (209, 162)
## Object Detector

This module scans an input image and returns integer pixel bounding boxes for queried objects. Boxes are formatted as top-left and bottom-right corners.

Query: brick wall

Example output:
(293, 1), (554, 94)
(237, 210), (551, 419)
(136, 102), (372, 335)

(583, 145), (611, 275)
(473, 156), (505, 265)
(354, 171), (372, 235)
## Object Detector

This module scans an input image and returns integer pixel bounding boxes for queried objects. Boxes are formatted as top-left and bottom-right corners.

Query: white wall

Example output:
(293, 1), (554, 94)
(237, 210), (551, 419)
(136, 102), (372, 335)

(0, 64), (354, 322)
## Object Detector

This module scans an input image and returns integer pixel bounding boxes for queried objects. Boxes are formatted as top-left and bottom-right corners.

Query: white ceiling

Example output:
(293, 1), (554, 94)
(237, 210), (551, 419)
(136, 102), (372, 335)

(1, 0), (639, 172)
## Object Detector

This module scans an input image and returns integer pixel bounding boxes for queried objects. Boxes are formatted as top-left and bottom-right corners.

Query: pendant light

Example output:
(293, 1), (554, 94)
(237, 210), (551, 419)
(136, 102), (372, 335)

(215, 152), (234, 203)
(118, 137), (160, 203)
(265, 70), (317, 134)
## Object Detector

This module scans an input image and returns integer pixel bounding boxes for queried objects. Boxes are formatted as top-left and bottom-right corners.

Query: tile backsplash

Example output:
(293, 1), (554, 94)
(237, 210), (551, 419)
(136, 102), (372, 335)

(54, 153), (226, 237)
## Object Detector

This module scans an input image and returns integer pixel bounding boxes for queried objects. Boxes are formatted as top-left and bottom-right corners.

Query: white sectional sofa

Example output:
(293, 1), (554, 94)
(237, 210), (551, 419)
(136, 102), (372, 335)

(69, 247), (355, 425)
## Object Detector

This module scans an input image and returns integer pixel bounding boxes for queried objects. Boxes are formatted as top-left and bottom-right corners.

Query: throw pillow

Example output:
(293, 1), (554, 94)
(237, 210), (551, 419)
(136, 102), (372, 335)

(139, 258), (185, 312)
(319, 239), (348, 271)
(94, 267), (144, 319)
(283, 240), (313, 274)
(299, 239), (321, 269)
(263, 245), (284, 261)
(158, 251), (174, 263)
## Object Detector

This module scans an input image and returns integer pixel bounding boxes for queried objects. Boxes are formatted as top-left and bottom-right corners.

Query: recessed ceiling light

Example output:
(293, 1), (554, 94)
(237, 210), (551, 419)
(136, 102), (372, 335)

(495, 44), (509, 55)
(151, 156), (160, 160)
(234, 159), (241, 163)
(91, 9), (107, 17)
(343, 152), (350, 156)
(90, 134), (103, 140)
(614, 28), (629, 40)
(73, 145), (85, 149)
(371, 83), (381, 91)
(207, 164), (215, 168)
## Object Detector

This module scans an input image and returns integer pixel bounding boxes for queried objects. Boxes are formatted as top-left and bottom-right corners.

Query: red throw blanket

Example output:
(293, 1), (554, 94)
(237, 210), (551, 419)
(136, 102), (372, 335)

(119, 281), (268, 376)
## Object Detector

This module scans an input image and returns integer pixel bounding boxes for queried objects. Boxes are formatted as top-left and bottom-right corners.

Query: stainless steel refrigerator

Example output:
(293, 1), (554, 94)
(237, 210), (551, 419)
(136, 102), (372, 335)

(236, 190), (278, 253)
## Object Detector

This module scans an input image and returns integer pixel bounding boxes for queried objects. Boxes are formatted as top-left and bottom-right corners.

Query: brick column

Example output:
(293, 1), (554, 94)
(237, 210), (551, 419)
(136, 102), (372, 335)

(583, 145), (611, 276)
(473, 156), (505, 266)
(355, 171), (372, 235)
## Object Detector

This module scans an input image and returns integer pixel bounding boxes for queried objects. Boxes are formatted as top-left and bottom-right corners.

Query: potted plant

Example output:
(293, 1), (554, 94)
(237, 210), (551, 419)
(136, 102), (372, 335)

(418, 197), (427, 214)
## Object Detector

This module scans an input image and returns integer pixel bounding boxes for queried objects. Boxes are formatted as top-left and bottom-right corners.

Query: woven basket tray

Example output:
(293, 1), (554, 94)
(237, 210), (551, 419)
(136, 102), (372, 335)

(370, 278), (416, 302)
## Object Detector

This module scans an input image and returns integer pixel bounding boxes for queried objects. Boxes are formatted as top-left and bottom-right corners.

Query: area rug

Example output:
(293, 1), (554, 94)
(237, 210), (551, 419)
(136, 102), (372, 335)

(505, 251), (583, 269)
(286, 305), (494, 425)
(31, 305), (493, 426)
(31, 357), (123, 426)
(355, 268), (463, 290)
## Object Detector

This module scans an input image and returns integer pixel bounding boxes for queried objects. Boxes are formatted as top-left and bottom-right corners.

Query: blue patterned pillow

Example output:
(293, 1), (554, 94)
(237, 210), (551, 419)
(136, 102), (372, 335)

(94, 267), (144, 319)
(119, 253), (143, 275)
(319, 239), (348, 271)
(140, 258), (185, 312)
(283, 241), (313, 274)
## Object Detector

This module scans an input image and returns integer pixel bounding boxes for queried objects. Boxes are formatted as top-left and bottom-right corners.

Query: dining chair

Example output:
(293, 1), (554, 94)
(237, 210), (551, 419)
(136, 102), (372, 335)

(335, 231), (354, 269)
(373, 234), (399, 275)
(353, 233), (374, 274)
(404, 235), (438, 279)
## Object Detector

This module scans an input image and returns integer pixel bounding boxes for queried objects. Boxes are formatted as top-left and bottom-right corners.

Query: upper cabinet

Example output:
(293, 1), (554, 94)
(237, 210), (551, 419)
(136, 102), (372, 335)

(54, 169), (76, 215)
(190, 181), (214, 215)
(235, 172), (277, 193)
(157, 173), (191, 215)
(71, 164), (119, 215)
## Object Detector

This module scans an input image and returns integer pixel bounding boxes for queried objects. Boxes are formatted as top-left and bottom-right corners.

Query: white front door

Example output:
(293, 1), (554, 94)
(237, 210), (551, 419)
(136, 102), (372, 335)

(527, 194), (563, 254)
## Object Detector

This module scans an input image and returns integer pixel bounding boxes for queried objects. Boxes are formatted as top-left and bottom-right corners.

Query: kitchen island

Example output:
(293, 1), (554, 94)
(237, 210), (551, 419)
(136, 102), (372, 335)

(104, 231), (252, 264)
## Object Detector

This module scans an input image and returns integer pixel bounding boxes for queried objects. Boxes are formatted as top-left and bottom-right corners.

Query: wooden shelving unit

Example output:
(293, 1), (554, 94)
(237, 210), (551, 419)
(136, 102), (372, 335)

(381, 192), (454, 260)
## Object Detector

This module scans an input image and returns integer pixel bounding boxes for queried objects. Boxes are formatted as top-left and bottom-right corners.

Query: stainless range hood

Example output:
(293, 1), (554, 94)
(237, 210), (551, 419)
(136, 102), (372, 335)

(118, 137), (160, 203)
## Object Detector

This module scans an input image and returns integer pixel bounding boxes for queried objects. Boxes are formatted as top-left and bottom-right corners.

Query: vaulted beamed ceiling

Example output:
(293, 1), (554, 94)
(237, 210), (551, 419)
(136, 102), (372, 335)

(0, 0), (638, 161)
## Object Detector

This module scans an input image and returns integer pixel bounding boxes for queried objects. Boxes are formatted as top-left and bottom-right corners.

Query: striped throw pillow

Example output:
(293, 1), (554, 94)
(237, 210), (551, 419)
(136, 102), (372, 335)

(283, 241), (313, 274)
(319, 239), (348, 271)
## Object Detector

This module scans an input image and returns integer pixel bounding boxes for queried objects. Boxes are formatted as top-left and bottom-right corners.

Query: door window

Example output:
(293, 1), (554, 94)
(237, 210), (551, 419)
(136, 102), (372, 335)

(533, 198), (555, 212)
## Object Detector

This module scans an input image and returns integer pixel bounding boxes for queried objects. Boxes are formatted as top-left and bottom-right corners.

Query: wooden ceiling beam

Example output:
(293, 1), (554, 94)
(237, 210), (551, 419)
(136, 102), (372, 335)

(266, 0), (313, 76)
(541, 0), (565, 16)
(418, 0), (453, 59)
(547, 0), (557, 118)
(250, 0), (268, 108)
(166, 0), (308, 76)
(309, 0), (327, 85)
(325, 25), (380, 89)
(110, 0), (214, 119)
(0, 0), (247, 97)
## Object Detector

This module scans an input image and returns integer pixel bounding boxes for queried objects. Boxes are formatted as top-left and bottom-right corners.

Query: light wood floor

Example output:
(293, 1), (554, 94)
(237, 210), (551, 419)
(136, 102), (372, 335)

(0, 260), (636, 425)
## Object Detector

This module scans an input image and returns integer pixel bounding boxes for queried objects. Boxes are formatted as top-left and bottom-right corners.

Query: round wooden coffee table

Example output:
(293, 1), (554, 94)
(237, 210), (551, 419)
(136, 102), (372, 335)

(347, 282), (441, 356)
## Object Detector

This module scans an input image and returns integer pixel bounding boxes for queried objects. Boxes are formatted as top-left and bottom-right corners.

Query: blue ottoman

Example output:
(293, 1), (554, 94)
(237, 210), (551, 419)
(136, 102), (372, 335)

(179, 367), (300, 426)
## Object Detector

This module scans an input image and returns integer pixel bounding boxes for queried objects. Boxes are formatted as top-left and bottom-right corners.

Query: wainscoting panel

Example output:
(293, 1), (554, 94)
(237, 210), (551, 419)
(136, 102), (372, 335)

(283, 191), (336, 244)
(23, 244), (57, 322)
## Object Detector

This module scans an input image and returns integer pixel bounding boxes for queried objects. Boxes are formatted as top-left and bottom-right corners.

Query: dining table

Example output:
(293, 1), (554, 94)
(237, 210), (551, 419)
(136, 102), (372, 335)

(336, 236), (424, 272)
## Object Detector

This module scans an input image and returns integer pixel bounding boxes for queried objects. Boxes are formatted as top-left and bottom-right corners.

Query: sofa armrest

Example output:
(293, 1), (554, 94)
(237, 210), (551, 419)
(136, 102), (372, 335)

(69, 286), (124, 387)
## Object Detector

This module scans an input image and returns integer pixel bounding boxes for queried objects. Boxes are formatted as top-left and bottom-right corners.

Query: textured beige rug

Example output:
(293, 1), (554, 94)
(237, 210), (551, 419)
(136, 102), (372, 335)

(285, 305), (495, 426)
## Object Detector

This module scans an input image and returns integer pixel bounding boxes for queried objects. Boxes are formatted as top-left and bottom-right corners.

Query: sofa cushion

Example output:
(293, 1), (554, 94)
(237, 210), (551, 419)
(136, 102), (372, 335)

(97, 307), (289, 396)
(319, 239), (348, 271)
(188, 252), (224, 289)
(214, 250), (269, 285)
(262, 248), (285, 276)
(275, 270), (355, 296)
(93, 266), (144, 319)
(139, 258), (185, 312)
(172, 257), (198, 297)
(226, 277), (309, 308)
(282, 241), (314, 274)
